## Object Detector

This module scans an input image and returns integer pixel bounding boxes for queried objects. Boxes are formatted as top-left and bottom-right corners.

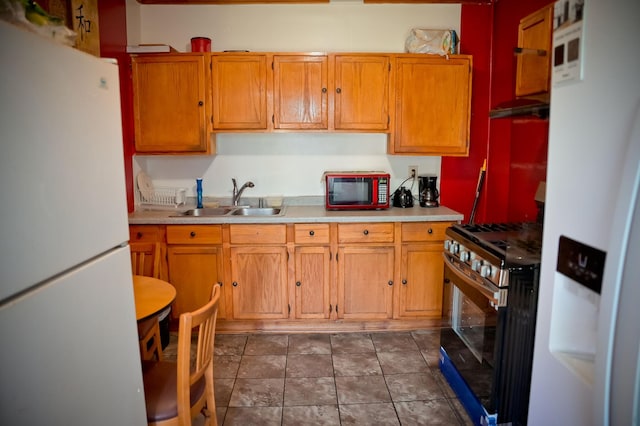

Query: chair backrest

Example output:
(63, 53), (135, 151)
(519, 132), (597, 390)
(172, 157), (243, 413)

(130, 242), (161, 278)
(176, 284), (221, 424)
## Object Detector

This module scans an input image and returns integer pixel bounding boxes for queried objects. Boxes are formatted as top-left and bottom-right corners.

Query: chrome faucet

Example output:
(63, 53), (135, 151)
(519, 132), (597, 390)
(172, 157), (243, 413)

(232, 178), (255, 206)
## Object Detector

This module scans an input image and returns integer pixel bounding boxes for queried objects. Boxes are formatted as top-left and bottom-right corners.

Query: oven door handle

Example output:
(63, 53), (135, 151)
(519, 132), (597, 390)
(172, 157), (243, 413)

(442, 253), (507, 308)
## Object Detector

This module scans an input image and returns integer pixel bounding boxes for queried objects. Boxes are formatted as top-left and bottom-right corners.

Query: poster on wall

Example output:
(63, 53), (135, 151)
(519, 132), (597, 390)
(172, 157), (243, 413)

(552, 0), (585, 85)
(70, 0), (100, 56)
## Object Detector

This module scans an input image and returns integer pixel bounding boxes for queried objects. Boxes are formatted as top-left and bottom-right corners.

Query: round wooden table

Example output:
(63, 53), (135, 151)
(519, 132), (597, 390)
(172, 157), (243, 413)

(132, 275), (176, 322)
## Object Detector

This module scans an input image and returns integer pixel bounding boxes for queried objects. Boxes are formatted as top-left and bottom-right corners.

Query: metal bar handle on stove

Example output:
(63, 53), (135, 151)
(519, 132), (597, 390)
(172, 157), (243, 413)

(442, 252), (507, 309)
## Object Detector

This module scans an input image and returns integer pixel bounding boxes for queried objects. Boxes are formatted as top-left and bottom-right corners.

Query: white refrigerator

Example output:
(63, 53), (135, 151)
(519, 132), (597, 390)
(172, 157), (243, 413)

(528, 0), (640, 424)
(0, 21), (146, 425)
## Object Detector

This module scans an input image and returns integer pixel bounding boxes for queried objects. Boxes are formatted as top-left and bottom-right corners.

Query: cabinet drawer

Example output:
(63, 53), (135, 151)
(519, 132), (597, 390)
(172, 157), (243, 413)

(338, 223), (394, 244)
(129, 225), (165, 243)
(294, 224), (330, 244)
(166, 225), (222, 244)
(229, 224), (287, 245)
(401, 222), (451, 243)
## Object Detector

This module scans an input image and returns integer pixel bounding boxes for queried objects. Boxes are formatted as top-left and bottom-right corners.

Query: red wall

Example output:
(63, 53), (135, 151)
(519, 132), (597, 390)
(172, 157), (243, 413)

(443, 0), (553, 224)
(441, 4), (493, 224)
(97, 0), (135, 212)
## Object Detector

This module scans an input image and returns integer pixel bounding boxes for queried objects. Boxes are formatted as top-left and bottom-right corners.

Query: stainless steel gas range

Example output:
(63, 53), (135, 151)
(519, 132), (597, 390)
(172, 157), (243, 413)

(440, 222), (542, 426)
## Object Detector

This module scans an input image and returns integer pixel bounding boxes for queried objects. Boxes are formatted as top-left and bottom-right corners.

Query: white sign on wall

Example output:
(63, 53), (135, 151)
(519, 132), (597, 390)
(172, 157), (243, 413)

(552, 0), (585, 85)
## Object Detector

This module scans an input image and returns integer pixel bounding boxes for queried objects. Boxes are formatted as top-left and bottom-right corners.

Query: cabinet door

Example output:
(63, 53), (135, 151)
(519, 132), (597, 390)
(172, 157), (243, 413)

(393, 55), (471, 156)
(167, 245), (225, 319)
(212, 54), (268, 130)
(132, 55), (210, 153)
(294, 246), (331, 319)
(396, 243), (444, 318)
(273, 55), (328, 129)
(337, 246), (394, 319)
(334, 55), (390, 130)
(516, 4), (553, 97)
(230, 246), (288, 319)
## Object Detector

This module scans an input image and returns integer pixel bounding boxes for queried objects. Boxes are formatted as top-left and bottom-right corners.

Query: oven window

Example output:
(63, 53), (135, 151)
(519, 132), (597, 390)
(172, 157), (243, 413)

(452, 286), (488, 363)
(329, 178), (372, 205)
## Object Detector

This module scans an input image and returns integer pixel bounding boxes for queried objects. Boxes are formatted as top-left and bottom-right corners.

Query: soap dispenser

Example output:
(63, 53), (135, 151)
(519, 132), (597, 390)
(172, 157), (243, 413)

(196, 178), (203, 208)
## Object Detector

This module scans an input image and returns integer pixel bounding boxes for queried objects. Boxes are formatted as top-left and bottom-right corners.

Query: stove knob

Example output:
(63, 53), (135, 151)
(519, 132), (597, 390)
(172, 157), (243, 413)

(480, 264), (492, 278)
(444, 240), (451, 251)
(460, 250), (470, 262)
(471, 259), (482, 271)
(449, 242), (459, 255)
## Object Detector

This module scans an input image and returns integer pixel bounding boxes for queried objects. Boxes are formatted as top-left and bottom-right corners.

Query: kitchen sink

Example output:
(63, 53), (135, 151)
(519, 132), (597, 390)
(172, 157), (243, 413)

(230, 208), (283, 216)
(174, 207), (284, 217)
(180, 208), (233, 216)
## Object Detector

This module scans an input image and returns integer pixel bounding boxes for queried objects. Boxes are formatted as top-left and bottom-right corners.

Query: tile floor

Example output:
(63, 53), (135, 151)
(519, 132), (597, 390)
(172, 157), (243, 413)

(163, 330), (473, 425)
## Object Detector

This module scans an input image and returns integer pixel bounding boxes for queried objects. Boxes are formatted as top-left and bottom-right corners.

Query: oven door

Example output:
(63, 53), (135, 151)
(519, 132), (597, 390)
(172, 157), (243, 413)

(440, 253), (507, 415)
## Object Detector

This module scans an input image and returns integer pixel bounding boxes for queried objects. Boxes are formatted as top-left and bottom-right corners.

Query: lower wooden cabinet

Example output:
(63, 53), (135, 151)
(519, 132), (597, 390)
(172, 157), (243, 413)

(228, 224), (288, 319)
(397, 244), (444, 318)
(166, 225), (225, 319)
(294, 246), (331, 319)
(167, 245), (225, 319)
(337, 246), (395, 320)
(229, 246), (289, 319)
(396, 222), (452, 319)
(130, 219), (451, 329)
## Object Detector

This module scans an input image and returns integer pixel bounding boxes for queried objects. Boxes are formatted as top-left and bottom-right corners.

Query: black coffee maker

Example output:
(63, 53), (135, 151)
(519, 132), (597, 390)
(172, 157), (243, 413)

(419, 175), (440, 208)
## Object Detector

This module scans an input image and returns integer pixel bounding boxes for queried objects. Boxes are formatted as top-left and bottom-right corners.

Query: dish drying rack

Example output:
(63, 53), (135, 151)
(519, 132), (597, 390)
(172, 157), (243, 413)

(136, 186), (187, 208)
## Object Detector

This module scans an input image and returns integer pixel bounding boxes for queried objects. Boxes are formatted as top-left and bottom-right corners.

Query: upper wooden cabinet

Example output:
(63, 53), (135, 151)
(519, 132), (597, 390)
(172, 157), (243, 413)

(515, 4), (554, 98)
(130, 51), (472, 156)
(211, 54), (269, 130)
(273, 54), (328, 130)
(333, 55), (390, 131)
(131, 54), (212, 154)
(390, 55), (472, 156)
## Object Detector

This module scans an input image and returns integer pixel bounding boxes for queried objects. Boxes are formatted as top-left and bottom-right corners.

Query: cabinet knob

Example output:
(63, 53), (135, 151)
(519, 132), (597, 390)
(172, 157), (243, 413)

(190, 231), (196, 237)
(336, 87), (342, 94)
(232, 281), (238, 287)
(388, 280), (393, 286)
(296, 281), (301, 287)
(136, 232), (143, 239)
(363, 229), (369, 235)
(217, 282), (223, 287)
(322, 87), (327, 93)
(309, 230), (315, 236)
(198, 100), (204, 106)
(402, 279), (407, 285)
(428, 228), (433, 234)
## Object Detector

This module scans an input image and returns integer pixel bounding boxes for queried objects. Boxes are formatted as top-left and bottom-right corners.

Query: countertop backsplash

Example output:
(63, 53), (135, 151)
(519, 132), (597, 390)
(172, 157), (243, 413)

(133, 133), (441, 202)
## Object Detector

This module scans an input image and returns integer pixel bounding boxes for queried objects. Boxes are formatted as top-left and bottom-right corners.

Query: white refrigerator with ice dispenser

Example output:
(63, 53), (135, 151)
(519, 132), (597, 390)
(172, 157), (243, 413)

(0, 21), (146, 425)
(527, 0), (640, 424)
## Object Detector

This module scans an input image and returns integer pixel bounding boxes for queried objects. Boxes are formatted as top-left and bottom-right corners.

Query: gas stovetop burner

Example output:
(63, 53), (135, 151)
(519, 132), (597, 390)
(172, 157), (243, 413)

(449, 221), (543, 267)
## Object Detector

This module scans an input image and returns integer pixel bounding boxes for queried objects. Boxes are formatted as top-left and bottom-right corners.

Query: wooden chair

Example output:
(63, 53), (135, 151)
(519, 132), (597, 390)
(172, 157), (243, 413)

(142, 284), (221, 426)
(131, 242), (164, 361)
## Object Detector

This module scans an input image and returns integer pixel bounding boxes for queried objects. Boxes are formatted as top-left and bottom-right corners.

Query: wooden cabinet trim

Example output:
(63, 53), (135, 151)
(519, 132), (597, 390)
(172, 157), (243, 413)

(294, 224), (330, 244)
(337, 223), (395, 244)
(166, 225), (222, 244)
(229, 224), (287, 245)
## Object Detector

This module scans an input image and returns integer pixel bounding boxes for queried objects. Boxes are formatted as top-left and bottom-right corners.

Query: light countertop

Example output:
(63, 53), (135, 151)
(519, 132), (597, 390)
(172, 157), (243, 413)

(128, 204), (464, 225)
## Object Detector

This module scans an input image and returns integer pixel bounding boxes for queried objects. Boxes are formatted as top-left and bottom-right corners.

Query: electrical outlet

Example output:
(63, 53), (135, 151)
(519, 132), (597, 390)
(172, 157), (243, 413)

(408, 166), (418, 179)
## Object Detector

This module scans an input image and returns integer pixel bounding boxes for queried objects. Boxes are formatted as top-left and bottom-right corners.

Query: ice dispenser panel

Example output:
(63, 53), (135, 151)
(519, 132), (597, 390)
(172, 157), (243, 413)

(549, 235), (607, 384)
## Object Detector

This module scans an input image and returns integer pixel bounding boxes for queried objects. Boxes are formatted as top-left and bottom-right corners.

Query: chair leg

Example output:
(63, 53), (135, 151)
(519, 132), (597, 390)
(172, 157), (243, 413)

(138, 318), (163, 361)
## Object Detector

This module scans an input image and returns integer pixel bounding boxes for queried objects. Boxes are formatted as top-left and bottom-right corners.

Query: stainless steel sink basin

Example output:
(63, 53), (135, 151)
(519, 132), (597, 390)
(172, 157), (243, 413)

(230, 208), (283, 216)
(173, 206), (284, 217)
(180, 208), (233, 216)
